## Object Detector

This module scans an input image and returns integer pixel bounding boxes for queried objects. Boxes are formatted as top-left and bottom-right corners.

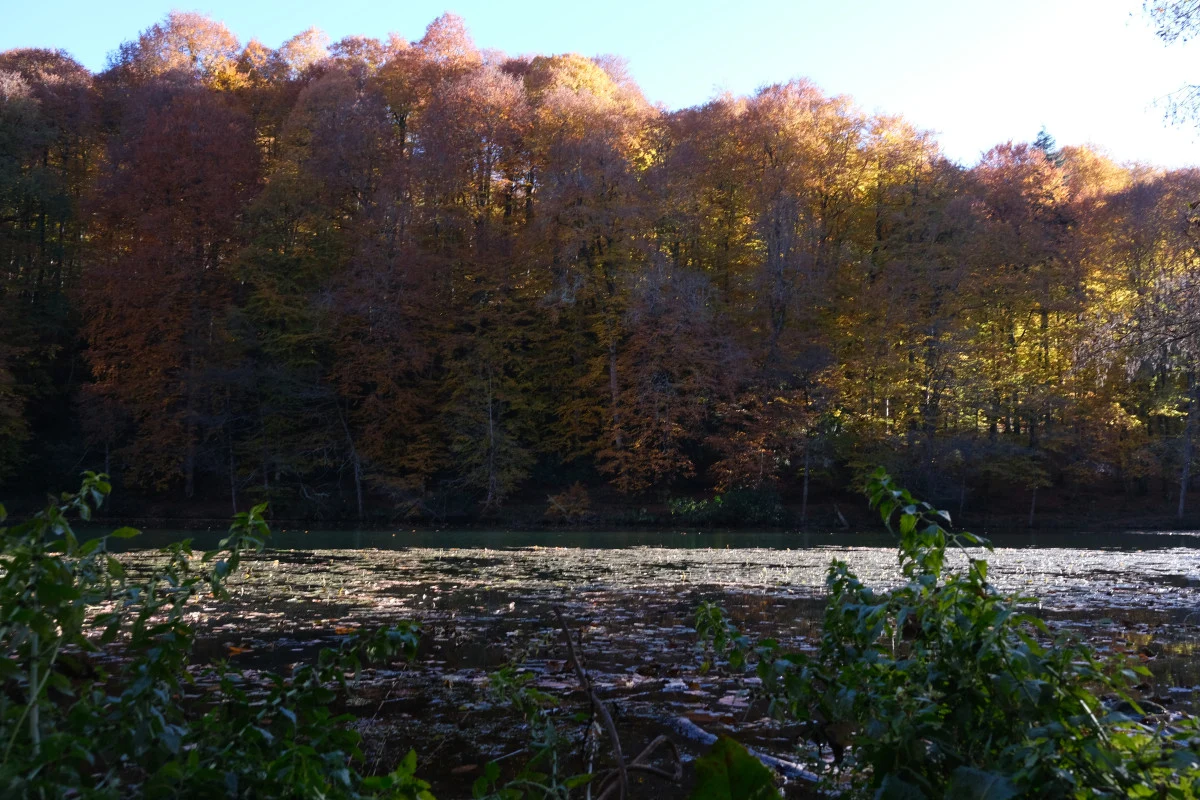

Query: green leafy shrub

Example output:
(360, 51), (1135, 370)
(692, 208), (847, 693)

(697, 468), (1200, 798)
(471, 661), (591, 799)
(670, 488), (784, 527)
(0, 473), (431, 799)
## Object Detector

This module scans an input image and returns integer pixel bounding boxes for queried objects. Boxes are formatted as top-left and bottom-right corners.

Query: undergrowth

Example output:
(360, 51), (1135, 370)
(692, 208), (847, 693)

(697, 467), (1200, 798)
(9, 468), (1200, 799)
(0, 473), (431, 799)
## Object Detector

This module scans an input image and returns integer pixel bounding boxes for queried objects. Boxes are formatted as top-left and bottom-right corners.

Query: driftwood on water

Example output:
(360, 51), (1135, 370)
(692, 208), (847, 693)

(670, 716), (820, 784)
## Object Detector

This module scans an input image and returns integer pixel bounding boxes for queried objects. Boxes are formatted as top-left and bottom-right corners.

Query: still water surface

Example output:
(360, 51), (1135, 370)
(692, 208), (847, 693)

(109, 526), (1200, 552)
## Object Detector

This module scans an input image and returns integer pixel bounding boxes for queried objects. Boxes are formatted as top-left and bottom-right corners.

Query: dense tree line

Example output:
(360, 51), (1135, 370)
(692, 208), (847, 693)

(2, 12), (1200, 522)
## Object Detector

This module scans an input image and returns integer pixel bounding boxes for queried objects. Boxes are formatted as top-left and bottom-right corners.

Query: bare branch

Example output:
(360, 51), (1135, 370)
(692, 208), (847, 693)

(1146, 0), (1200, 44)
(554, 608), (628, 800)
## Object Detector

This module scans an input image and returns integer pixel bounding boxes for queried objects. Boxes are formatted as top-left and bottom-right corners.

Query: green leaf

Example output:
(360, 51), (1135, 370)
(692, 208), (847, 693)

(875, 775), (927, 800)
(473, 760), (502, 798)
(689, 736), (782, 800)
(100, 619), (121, 644)
(109, 526), (140, 539)
(564, 773), (595, 789)
(946, 768), (1019, 800)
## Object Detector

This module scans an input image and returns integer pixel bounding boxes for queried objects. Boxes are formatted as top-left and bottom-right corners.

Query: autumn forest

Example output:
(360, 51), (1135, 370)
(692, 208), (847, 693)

(2, 11), (1198, 525)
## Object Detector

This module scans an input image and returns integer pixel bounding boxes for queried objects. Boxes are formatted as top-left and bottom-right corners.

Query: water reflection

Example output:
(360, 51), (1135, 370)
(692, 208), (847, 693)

(103, 526), (1200, 553)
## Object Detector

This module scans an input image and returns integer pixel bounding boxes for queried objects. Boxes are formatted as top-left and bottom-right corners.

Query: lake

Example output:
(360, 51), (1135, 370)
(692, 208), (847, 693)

(104, 528), (1200, 797)
(106, 525), (1200, 553)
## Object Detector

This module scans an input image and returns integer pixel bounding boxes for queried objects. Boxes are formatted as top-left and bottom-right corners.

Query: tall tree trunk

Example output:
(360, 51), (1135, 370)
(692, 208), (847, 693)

(484, 369), (497, 511)
(184, 354), (196, 499)
(338, 408), (364, 521)
(609, 338), (622, 450)
(184, 436), (195, 499)
(353, 453), (364, 520)
(257, 403), (269, 493)
(229, 438), (238, 516)
(800, 442), (811, 530)
(1179, 371), (1197, 520)
(1028, 485), (1037, 528)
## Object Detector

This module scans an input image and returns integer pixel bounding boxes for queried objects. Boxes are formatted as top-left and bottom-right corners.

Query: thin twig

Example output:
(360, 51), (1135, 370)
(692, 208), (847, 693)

(594, 735), (683, 800)
(554, 608), (628, 800)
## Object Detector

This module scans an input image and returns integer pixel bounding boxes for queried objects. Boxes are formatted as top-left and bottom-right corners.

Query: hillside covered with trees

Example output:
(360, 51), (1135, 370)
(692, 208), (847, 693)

(2, 11), (1199, 524)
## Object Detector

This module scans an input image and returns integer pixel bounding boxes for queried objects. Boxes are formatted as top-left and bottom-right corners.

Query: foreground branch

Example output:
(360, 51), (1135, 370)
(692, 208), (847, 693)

(554, 609), (683, 799)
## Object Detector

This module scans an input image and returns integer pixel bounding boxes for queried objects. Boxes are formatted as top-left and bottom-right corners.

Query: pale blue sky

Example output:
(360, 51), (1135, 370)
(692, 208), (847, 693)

(3, 0), (1198, 167)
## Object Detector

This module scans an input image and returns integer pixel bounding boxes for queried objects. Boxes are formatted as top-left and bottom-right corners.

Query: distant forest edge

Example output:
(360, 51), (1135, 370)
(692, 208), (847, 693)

(2, 11), (1200, 526)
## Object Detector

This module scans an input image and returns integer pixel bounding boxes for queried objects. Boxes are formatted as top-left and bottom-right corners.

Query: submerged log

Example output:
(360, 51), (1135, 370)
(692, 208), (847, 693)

(670, 716), (819, 784)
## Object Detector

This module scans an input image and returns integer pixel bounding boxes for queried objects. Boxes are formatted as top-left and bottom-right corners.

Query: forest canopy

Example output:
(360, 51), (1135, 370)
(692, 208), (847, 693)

(2, 11), (1200, 522)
